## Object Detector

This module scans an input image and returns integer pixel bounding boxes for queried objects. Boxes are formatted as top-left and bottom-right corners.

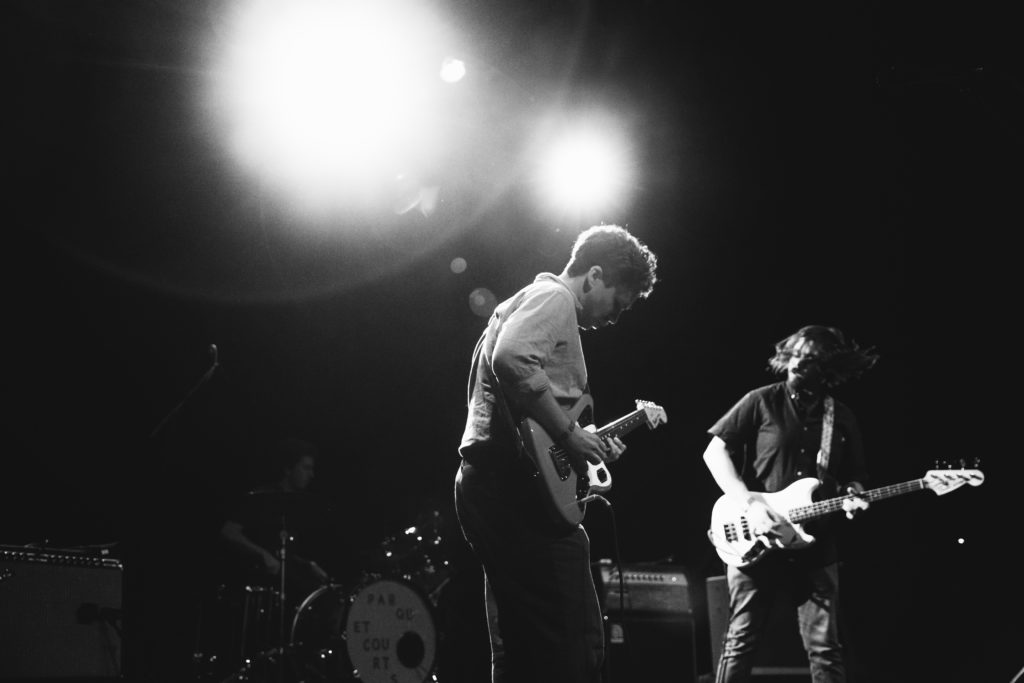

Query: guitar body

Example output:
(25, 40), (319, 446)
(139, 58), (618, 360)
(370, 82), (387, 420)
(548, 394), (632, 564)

(518, 394), (608, 530)
(707, 478), (821, 568)
(517, 395), (668, 531)
(707, 468), (985, 568)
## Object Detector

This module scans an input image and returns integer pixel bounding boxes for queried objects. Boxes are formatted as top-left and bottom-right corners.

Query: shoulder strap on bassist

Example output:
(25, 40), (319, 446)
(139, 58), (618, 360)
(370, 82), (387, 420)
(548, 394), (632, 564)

(815, 395), (835, 480)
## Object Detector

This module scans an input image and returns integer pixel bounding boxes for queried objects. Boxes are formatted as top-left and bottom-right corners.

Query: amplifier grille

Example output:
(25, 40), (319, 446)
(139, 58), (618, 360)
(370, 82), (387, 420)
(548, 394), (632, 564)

(596, 560), (692, 616)
(0, 545), (123, 680)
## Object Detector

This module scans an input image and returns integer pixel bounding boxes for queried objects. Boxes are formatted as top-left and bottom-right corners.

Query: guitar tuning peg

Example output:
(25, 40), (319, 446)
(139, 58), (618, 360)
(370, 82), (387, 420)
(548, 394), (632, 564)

(933, 458), (947, 470)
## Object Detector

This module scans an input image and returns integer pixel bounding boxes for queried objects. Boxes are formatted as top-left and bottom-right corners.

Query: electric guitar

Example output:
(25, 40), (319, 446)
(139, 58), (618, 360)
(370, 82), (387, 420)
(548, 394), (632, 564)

(707, 468), (985, 568)
(517, 396), (667, 530)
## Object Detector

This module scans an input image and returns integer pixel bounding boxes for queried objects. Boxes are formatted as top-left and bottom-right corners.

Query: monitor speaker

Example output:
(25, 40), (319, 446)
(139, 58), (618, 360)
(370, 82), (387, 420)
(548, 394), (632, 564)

(0, 546), (124, 680)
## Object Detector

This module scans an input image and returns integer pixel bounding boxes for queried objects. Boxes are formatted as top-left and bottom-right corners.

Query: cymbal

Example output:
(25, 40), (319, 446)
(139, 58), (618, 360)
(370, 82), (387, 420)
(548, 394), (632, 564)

(243, 488), (334, 516)
(245, 488), (312, 498)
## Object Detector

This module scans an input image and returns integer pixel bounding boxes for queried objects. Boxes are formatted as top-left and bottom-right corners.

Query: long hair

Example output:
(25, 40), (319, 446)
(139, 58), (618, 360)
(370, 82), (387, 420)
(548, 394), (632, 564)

(768, 325), (879, 387)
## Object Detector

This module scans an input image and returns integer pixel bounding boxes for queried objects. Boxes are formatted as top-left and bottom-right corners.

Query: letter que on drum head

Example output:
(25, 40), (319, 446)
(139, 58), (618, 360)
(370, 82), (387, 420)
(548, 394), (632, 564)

(345, 578), (437, 683)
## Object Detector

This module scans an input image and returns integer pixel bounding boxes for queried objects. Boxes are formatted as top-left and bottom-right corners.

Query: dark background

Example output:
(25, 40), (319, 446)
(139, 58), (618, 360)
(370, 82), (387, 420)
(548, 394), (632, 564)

(4, 1), (1018, 682)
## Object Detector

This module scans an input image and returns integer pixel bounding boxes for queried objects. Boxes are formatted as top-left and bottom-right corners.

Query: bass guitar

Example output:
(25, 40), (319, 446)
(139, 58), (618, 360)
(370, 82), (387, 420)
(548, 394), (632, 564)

(708, 467), (985, 568)
(517, 396), (667, 530)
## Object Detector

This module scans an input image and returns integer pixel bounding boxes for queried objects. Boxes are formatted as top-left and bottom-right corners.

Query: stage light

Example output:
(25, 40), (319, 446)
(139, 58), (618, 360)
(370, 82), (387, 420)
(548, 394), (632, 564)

(207, 0), (458, 215)
(536, 121), (633, 217)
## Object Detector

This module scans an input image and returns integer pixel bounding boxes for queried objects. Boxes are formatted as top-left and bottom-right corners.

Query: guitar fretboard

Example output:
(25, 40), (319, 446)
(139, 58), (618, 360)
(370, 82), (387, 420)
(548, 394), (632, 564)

(788, 478), (927, 523)
(596, 409), (649, 440)
(551, 409), (646, 459)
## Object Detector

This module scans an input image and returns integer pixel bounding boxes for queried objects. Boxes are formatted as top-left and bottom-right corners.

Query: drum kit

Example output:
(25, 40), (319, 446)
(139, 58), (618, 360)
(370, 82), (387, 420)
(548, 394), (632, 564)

(203, 502), (452, 683)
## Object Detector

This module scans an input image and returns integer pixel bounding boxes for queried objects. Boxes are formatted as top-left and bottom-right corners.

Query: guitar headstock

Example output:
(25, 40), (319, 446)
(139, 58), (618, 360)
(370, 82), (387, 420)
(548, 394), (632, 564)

(923, 469), (985, 496)
(635, 400), (668, 429)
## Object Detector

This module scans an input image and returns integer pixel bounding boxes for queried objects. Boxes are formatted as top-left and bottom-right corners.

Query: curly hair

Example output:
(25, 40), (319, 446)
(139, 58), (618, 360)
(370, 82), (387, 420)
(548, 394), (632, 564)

(768, 325), (879, 388)
(565, 224), (658, 298)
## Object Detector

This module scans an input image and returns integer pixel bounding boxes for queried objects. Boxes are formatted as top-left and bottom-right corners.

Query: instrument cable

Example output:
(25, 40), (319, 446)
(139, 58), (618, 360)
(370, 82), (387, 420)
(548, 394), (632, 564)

(588, 494), (629, 683)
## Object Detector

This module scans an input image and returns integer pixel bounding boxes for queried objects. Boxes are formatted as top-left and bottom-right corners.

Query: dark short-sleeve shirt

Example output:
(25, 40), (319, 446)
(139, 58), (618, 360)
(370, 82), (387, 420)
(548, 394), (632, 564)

(709, 382), (867, 495)
(708, 382), (868, 564)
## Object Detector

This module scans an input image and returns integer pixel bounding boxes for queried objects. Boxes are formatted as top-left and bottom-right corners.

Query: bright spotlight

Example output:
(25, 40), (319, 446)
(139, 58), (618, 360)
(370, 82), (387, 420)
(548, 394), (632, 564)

(538, 125), (632, 216)
(208, 0), (455, 213)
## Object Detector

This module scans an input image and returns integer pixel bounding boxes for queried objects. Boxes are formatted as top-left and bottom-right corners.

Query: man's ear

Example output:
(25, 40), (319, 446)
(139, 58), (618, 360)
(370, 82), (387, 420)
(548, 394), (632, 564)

(583, 266), (602, 293)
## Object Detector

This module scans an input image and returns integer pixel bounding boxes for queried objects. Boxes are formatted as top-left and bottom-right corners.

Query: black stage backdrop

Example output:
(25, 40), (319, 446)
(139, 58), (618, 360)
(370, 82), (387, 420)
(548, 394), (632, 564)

(5, 2), (1018, 682)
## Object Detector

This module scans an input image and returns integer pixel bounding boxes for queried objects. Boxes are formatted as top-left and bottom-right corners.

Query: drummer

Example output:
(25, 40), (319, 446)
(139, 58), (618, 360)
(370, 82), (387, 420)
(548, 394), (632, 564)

(219, 437), (333, 596)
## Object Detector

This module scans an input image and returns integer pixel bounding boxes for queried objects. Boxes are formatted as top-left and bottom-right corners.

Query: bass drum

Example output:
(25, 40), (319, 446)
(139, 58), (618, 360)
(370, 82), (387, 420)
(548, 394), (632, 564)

(345, 577), (437, 683)
(290, 583), (353, 681)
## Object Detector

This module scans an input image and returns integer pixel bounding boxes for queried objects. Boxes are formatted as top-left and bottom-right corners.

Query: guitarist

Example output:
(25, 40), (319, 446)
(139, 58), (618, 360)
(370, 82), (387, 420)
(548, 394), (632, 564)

(702, 325), (879, 683)
(454, 225), (657, 683)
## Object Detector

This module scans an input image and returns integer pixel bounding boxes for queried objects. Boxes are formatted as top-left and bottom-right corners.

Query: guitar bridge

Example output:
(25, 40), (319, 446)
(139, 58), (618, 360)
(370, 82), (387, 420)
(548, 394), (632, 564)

(549, 445), (572, 481)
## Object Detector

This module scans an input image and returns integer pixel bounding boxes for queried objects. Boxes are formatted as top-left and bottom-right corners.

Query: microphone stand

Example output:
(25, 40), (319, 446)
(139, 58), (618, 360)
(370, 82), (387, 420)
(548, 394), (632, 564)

(144, 344), (218, 682)
(149, 345), (220, 441)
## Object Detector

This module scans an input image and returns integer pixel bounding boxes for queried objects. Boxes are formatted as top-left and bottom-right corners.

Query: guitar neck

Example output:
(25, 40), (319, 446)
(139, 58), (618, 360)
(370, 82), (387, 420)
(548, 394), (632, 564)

(789, 478), (928, 523)
(595, 409), (650, 441)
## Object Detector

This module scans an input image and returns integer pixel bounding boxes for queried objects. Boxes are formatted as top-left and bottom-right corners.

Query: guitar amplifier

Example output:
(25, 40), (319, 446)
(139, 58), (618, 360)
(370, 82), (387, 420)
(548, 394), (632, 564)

(595, 560), (693, 616)
(0, 545), (124, 680)
(595, 561), (697, 682)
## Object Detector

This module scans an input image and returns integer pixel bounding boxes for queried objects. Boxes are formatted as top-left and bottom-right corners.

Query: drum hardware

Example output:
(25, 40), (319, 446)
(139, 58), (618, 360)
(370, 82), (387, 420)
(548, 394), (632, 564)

(215, 491), (305, 683)
(209, 584), (287, 683)
(376, 510), (453, 603)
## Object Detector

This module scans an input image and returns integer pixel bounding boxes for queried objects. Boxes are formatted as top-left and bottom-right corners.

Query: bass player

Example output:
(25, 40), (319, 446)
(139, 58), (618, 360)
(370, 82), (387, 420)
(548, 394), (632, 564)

(702, 324), (879, 682)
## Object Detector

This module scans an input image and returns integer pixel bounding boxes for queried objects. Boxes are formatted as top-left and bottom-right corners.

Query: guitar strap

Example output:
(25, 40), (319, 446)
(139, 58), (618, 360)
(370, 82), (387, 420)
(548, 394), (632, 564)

(815, 395), (835, 480)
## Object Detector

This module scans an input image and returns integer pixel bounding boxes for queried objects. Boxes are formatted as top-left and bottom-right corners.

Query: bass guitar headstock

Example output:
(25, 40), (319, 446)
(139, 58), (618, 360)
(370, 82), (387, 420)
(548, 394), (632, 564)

(923, 467), (985, 496)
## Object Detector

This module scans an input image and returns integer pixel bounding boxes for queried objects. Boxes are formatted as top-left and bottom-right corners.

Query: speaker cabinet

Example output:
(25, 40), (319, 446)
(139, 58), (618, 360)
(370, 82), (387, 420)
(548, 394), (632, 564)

(595, 561), (698, 683)
(706, 575), (809, 679)
(0, 546), (123, 680)
(603, 613), (698, 683)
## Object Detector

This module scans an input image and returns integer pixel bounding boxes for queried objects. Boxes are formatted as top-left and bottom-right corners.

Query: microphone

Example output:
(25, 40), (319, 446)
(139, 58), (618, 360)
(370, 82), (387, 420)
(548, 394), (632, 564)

(208, 344), (219, 366)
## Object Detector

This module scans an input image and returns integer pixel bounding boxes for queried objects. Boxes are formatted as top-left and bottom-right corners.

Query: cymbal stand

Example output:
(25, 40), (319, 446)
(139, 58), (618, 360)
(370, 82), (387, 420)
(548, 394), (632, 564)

(276, 514), (289, 683)
(216, 514), (292, 683)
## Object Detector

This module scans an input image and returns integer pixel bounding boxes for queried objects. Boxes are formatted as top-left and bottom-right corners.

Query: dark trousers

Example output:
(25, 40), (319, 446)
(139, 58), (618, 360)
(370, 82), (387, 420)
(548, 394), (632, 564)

(715, 555), (846, 683)
(454, 456), (604, 683)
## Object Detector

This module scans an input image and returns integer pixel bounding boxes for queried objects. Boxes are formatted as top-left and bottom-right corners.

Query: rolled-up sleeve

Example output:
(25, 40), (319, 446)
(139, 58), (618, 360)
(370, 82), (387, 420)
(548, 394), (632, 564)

(491, 284), (583, 401)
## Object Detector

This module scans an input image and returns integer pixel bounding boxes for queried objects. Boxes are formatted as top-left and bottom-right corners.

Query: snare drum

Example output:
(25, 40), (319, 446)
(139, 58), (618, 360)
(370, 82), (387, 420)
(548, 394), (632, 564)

(345, 577), (437, 683)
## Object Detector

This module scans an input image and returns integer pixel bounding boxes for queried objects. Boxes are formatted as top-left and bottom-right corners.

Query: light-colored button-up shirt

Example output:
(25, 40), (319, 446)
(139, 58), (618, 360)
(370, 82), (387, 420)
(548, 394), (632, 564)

(459, 273), (587, 456)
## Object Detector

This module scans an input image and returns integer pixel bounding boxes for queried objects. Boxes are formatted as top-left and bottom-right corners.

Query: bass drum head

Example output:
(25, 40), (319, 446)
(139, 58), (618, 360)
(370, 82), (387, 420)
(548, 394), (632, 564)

(290, 583), (352, 681)
(345, 577), (437, 683)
